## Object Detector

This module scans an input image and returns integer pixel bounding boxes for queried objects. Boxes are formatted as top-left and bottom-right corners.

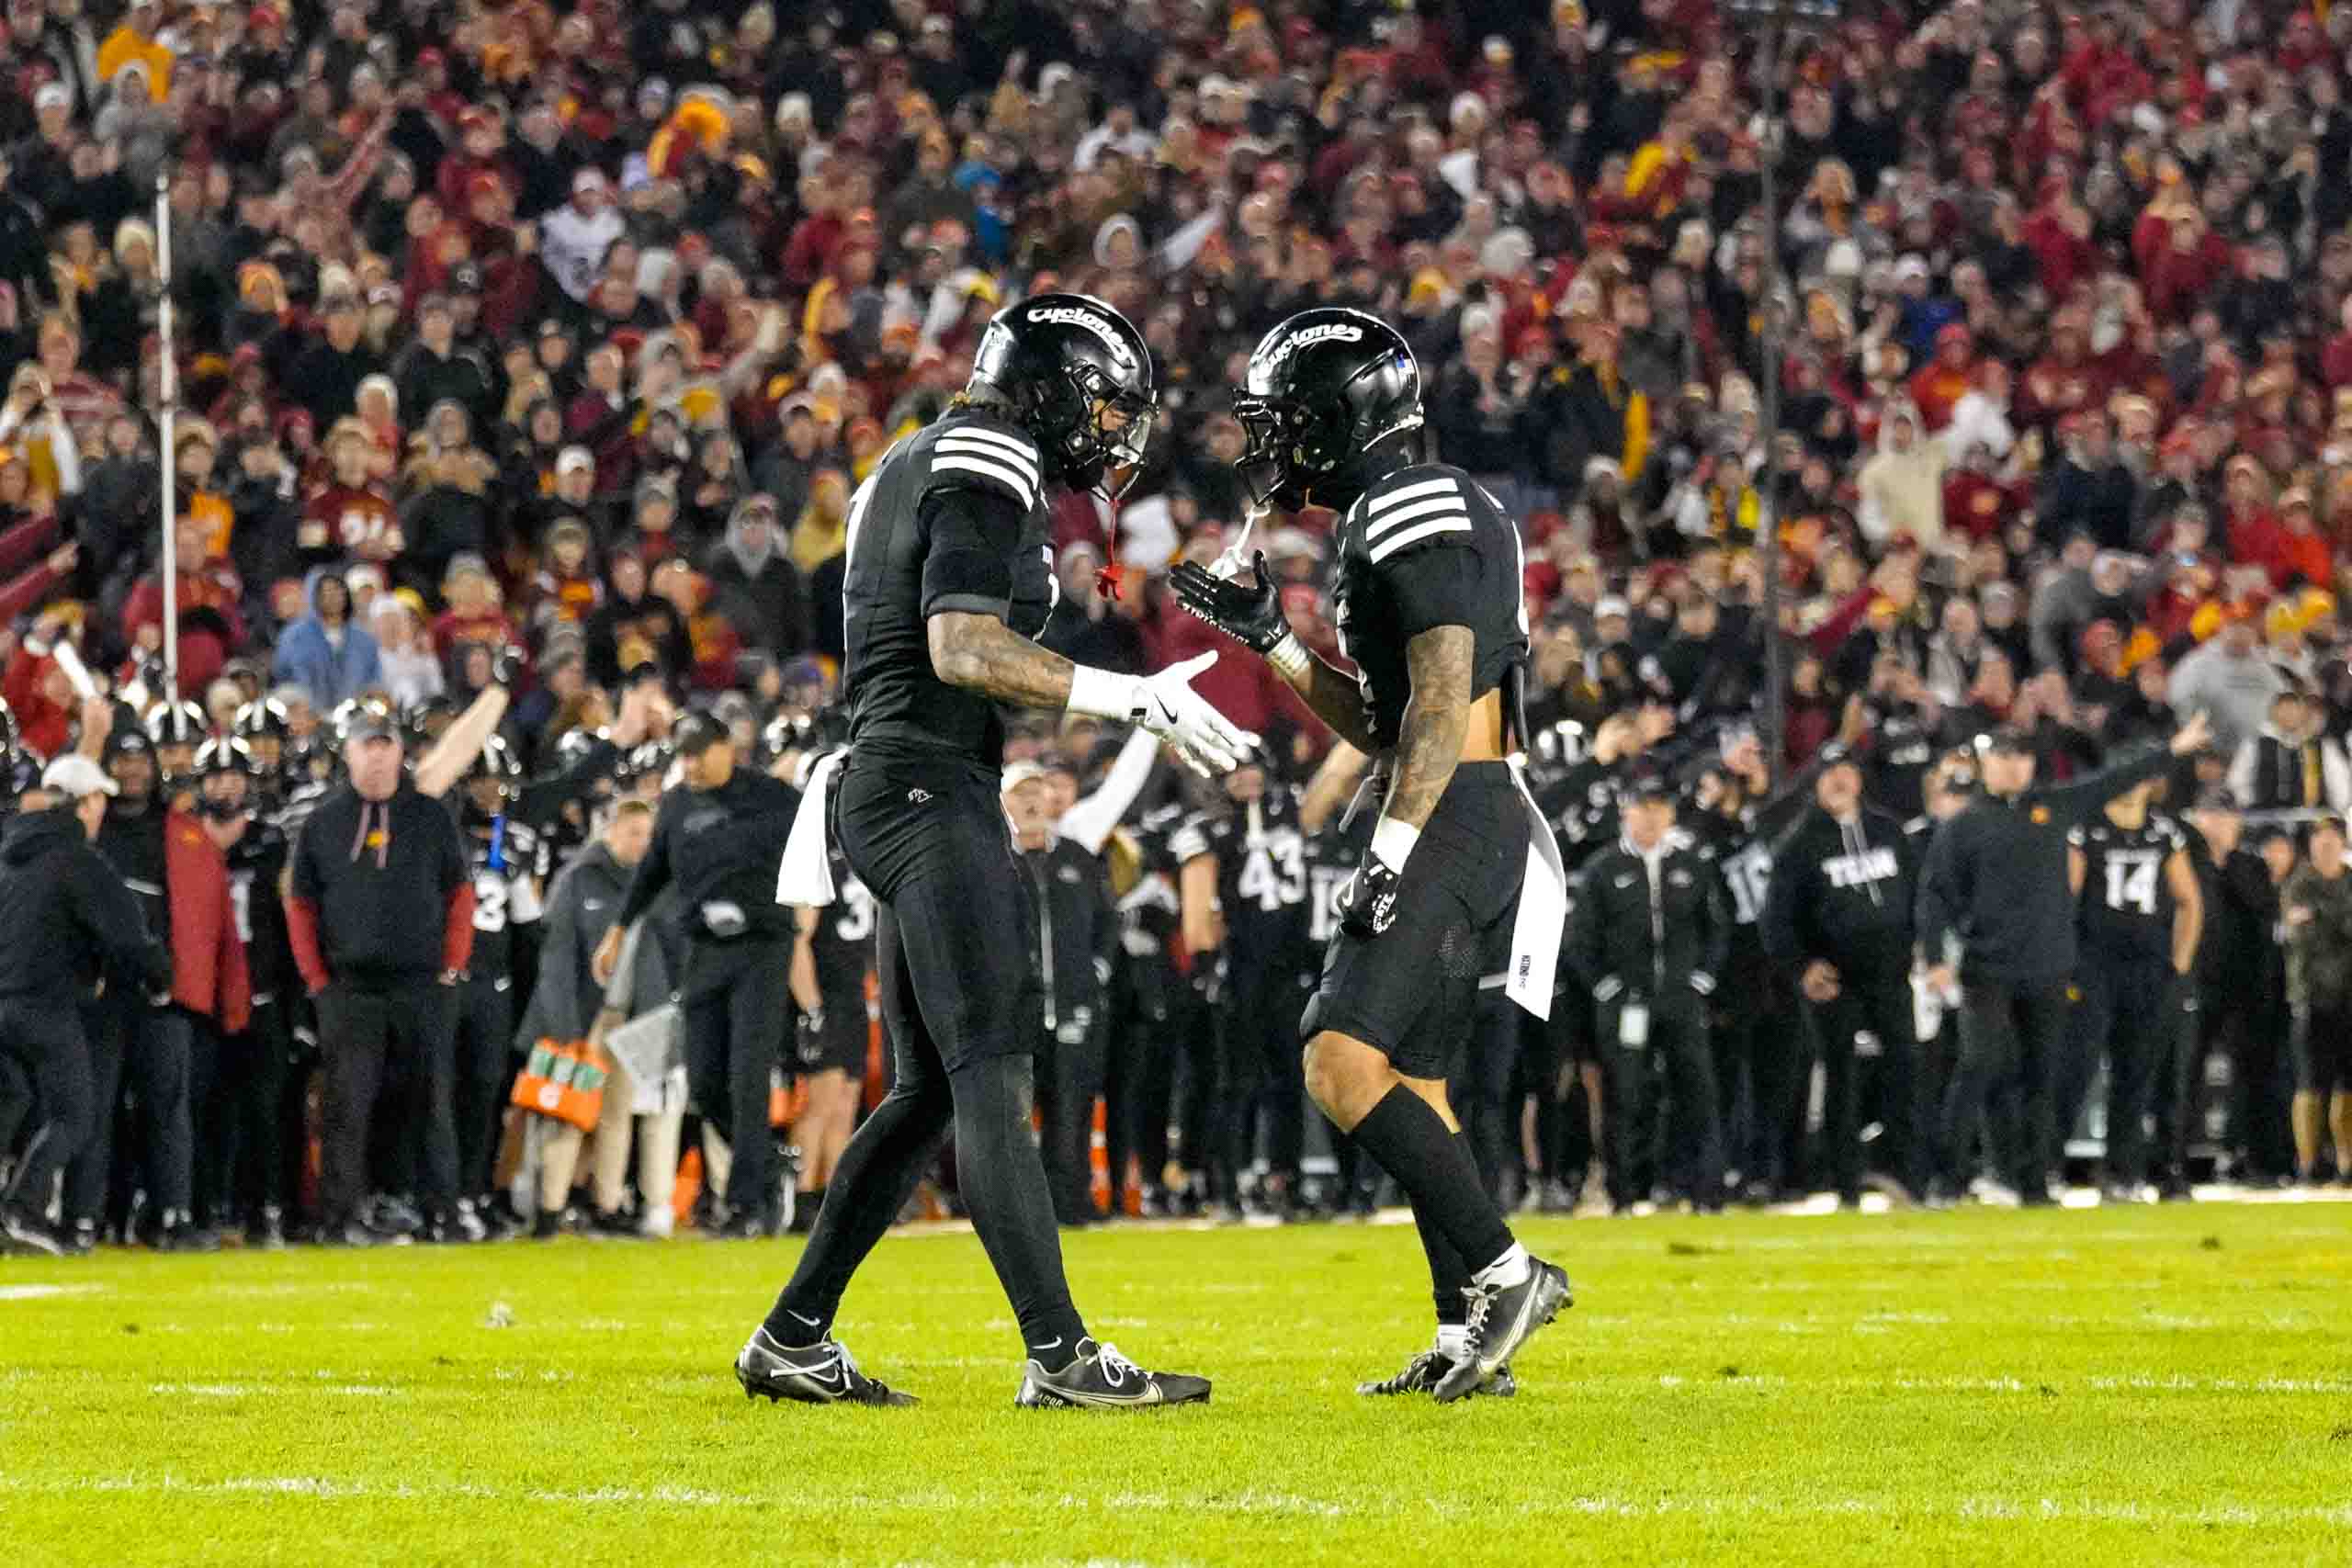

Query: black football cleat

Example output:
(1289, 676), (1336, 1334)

(1357, 1348), (1516, 1399)
(1434, 1259), (1571, 1404)
(1015, 1338), (1210, 1410)
(735, 1326), (917, 1407)
(1, 1207), (66, 1258)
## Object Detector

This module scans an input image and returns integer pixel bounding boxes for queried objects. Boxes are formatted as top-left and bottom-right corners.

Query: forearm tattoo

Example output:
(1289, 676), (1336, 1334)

(1383, 625), (1473, 829)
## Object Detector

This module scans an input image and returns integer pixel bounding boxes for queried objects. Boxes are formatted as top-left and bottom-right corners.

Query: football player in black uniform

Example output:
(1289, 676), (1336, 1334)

(741, 295), (1239, 1409)
(1173, 307), (1569, 1404)
(2065, 782), (2201, 1201)
(191, 738), (298, 1247)
(1104, 795), (1187, 1217)
(786, 838), (874, 1233)
(450, 735), (544, 1240)
(1173, 754), (1315, 1220)
(1686, 733), (1815, 1204)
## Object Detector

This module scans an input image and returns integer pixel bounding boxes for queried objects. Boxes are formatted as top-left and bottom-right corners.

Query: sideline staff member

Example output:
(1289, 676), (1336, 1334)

(599, 710), (799, 1236)
(287, 702), (476, 1246)
(0, 757), (170, 1256)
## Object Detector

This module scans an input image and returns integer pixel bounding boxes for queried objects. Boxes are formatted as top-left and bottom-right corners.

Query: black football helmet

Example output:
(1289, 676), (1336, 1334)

(194, 735), (259, 778)
(462, 732), (523, 816)
(233, 698), (289, 743)
(968, 292), (1156, 496)
(1232, 307), (1422, 511)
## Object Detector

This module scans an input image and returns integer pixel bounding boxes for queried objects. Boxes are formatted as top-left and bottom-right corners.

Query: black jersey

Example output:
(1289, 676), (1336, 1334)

(1863, 700), (1939, 819)
(224, 819), (291, 1000)
(1538, 756), (1623, 874)
(1306, 810), (1369, 948)
(2070, 813), (2188, 964)
(808, 845), (876, 1000)
(1116, 801), (1187, 962)
(839, 409), (1059, 765)
(96, 803), (170, 943)
(1330, 459), (1530, 752)
(1689, 784), (1815, 979)
(1170, 785), (1313, 980)
(462, 813), (548, 972)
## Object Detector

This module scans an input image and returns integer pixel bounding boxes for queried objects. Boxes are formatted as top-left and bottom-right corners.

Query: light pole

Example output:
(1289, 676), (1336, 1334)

(1726, 0), (1839, 784)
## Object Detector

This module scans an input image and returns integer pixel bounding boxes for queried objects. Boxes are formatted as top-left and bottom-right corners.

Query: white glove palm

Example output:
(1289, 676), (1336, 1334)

(1126, 652), (1259, 776)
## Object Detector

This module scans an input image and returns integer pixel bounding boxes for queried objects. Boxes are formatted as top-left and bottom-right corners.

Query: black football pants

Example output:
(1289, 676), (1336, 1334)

(681, 936), (791, 1219)
(65, 989), (193, 1226)
(0, 998), (94, 1219)
(1941, 977), (2070, 1195)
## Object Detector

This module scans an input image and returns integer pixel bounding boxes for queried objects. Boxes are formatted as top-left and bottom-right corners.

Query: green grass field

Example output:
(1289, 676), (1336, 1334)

(3, 1201), (2348, 1567)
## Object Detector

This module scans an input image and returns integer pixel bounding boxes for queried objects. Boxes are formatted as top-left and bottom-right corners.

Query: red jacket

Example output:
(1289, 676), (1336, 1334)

(123, 567), (245, 692)
(165, 805), (251, 1033)
(2, 649), (73, 758)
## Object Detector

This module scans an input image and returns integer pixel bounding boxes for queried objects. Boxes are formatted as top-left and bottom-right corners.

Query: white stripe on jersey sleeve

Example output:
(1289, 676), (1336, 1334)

(933, 454), (1039, 510)
(1169, 821), (1211, 864)
(940, 432), (1042, 485)
(940, 440), (1042, 493)
(1364, 492), (1472, 539)
(1367, 516), (1473, 564)
(1365, 475), (1463, 513)
(941, 425), (1042, 470)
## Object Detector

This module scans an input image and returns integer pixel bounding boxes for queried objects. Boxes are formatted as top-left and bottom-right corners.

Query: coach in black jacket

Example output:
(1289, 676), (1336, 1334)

(1764, 745), (1929, 1203)
(1566, 773), (1730, 1210)
(2181, 788), (2290, 1186)
(288, 707), (476, 1245)
(0, 760), (171, 1253)
(603, 711), (799, 1235)
(1915, 714), (2210, 1202)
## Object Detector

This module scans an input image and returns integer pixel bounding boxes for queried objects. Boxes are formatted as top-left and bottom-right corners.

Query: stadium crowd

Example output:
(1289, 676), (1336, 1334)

(4, 0), (2352, 1251)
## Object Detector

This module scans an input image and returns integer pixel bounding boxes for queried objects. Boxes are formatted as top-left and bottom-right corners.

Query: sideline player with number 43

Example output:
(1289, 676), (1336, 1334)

(1173, 308), (1571, 1402)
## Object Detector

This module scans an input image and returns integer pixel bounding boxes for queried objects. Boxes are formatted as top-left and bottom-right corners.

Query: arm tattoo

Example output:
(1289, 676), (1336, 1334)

(1289, 651), (1382, 755)
(928, 610), (1078, 709)
(1382, 625), (1474, 830)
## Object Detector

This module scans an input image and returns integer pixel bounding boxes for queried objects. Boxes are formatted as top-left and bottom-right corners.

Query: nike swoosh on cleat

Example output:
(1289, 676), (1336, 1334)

(1029, 1337), (1063, 1352)
(787, 1311), (820, 1328)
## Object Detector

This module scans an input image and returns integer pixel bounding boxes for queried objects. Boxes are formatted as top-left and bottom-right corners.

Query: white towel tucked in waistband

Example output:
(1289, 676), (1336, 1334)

(1503, 759), (1566, 1021)
(775, 748), (846, 907)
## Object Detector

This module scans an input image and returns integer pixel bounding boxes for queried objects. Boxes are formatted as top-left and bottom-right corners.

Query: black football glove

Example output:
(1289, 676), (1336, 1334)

(795, 1007), (827, 1068)
(1170, 550), (1290, 658)
(1337, 852), (1404, 938)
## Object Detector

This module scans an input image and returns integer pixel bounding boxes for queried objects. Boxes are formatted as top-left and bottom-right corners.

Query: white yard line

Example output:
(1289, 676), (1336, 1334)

(1, 1473), (2346, 1530)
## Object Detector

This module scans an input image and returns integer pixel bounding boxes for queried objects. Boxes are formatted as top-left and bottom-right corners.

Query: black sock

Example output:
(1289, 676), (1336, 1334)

(766, 1083), (954, 1344)
(948, 1055), (1089, 1368)
(1411, 1168), (1471, 1327)
(1351, 1086), (1514, 1276)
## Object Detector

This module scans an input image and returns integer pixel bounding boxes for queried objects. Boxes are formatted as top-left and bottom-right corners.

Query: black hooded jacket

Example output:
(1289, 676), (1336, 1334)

(0, 806), (171, 1002)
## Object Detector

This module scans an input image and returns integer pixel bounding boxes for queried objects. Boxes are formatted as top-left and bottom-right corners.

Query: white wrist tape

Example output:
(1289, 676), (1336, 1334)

(1067, 664), (1144, 722)
(1266, 631), (1310, 681)
(1371, 817), (1421, 872)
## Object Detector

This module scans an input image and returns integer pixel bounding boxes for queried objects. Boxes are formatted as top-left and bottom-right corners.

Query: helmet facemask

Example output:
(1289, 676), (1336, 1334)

(1045, 358), (1156, 498)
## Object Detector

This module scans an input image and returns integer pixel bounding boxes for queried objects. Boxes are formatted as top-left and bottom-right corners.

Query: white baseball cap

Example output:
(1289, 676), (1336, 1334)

(1001, 761), (1050, 796)
(42, 754), (119, 799)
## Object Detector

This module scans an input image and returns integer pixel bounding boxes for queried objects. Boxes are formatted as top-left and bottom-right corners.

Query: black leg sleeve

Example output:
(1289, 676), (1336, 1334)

(947, 1054), (1089, 1358)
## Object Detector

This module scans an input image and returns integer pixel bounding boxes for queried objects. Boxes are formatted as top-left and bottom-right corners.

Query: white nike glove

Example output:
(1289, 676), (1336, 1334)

(1069, 651), (1260, 778)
